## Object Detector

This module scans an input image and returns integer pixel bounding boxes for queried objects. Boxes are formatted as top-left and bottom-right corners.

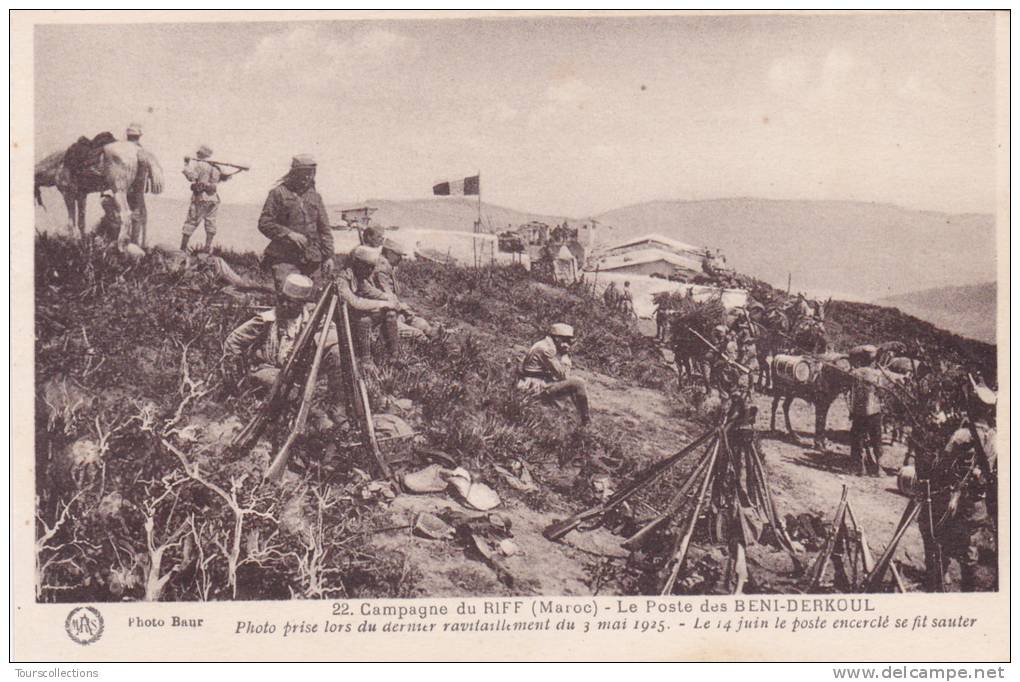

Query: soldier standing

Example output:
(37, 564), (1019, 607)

(918, 379), (997, 592)
(258, 154), (335, 292)
(124, 123), (149, 244)
(848, 345), (885, 476)
(180, 144), (235, 252)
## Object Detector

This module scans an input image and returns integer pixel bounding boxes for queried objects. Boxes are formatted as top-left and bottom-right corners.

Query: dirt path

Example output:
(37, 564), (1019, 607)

(368, 359), (924, 596)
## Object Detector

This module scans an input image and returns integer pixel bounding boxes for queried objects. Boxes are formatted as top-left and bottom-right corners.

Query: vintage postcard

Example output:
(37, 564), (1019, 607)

(10, 10), (1010, 662)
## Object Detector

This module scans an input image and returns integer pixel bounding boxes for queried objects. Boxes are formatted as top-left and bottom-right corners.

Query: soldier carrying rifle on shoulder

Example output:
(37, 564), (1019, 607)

(180, 144), (246, 252)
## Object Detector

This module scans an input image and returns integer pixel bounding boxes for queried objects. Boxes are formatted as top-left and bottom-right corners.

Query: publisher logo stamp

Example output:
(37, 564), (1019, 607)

(65, 606), (104, 645)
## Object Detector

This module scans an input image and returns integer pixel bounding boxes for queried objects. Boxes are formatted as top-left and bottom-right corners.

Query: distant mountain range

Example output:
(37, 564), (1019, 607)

(35, 190), (998, 312)
(877, 283), (998, 344)
(595, 198), (995, 302)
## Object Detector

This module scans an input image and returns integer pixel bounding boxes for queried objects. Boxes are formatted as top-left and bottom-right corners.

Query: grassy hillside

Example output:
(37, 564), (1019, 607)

(33, 234), (668, 602)
(877, 282), (997, 344)
(596, 198), (996, 301)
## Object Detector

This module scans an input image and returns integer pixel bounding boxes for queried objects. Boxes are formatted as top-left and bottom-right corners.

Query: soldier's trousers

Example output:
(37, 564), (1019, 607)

(265, 260), (323, 295)
(850, 413), (883, 474)
(350, 309), (400, 362)
(183, 199), (219, 236)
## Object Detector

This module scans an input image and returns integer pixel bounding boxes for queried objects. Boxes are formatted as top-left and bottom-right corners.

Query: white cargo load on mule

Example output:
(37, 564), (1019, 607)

(771, 352), (850, 384)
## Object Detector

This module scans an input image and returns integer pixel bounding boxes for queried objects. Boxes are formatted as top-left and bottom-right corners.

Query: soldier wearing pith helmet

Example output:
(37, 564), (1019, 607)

(181, 144), (235, 252)
(517, 322), (590, 426)
(335, 245), (400, 369)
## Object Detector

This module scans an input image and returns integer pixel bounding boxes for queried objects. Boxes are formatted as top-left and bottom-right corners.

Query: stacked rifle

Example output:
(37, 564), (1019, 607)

(804, 484), (907, 593)
(228, 283), (393, 483)
(544, 408), (802, 595)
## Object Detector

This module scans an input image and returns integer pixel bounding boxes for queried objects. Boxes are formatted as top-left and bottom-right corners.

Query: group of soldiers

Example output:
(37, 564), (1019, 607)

(168, 149), (998, 593)
(601, 280), (636, 317)
(221, 153), (588, 434)
(644, 288), (997, 592)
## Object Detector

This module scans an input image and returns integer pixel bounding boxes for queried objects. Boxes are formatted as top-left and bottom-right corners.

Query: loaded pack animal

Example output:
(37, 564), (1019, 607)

(670, 323), (713, 390)
(34, 135), (164, 248)
(769, 352), (853, 451)
(750, 303), (789, 389)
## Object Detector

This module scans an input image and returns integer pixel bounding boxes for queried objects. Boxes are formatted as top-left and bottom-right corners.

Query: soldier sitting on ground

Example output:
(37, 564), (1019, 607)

(516, 323), (590, 427)
(223, 273), (343, 402)
(373, 238), (443, 342)
(334, 245), (401, 369)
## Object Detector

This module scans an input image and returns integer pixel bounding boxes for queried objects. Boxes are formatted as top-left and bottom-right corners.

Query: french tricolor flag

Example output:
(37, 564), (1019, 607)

(433, 175), (480, 196)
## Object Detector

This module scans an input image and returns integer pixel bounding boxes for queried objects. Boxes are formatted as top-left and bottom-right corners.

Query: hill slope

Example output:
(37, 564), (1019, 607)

(877, 283), (998, 344)
(595, 198), (995, 301)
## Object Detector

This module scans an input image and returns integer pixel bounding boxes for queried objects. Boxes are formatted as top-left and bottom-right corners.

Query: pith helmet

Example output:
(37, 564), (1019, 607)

(549, 323), (574, 338)
(969, 375), (997, 406)
(196, 144), (213, 159)
(350, 245), (380, 266)
(291, 154), (317, 168)
(850, 344), (877, 360)
(382, 238), (406, 257)
(281, 273), (315, 301)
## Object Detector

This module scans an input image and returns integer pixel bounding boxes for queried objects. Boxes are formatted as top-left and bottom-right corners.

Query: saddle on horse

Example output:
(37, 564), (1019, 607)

(64, 132), (115, 190)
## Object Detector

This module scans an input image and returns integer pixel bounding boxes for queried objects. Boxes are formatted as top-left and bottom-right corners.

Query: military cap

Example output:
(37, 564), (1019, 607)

(549, 323), (575, 338)
(291, 154), (317, 168)
(281, 273), (315, 301)
(382, 238), (407, 257)
(350, 245), (380, 266)
(196, 144), (213, 159)
(125, 123), (143, 136)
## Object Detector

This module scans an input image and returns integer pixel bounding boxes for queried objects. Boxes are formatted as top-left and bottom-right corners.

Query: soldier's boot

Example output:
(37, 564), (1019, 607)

(353, 316), (376, 372)
(381, 311), (401, 359)
(203, 233), (215, 252)
(180, 234), (191, 252)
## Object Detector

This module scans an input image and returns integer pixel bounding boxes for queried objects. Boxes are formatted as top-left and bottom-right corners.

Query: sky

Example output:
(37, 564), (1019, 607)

(34, 12), (1000, 217)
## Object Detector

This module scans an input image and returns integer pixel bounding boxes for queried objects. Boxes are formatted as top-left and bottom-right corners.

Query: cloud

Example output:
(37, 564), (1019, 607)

(238, 26), (416, 91)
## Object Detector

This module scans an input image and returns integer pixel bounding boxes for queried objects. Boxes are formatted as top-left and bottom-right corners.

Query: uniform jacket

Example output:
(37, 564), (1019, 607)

(850, 366), (885, 417)
(224, 306), (315, 369)
(258, 183), (335, 265)
(335, 266), (393, 313)
(182, 160), (222, 202)
(519, 336), (571, 382)
(942, 422), (997, 524)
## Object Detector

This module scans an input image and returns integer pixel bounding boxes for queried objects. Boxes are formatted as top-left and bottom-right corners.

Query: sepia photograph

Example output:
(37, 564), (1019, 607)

(11, 9), (1009, 663)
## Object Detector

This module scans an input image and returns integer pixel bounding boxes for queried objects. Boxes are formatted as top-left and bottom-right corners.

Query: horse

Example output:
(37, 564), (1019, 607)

(752, 306), (790, 389)
(34, 141), (164, 247)
(769, 353), (853, 451)
(670, 324), (712, 390)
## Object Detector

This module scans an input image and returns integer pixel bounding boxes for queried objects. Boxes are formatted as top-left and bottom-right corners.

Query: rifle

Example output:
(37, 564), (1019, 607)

(229, 287), (334, 454)
(265, 293), (338, 481)
(336, 298), (393, 481)
(622, 441), (717, 550)
(863, 499), (920, 592)
(185, 156), (250, 172)
(964, 396), (996, 529)
(688, 327), (752, 374)
(543, 422), (730, 541)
